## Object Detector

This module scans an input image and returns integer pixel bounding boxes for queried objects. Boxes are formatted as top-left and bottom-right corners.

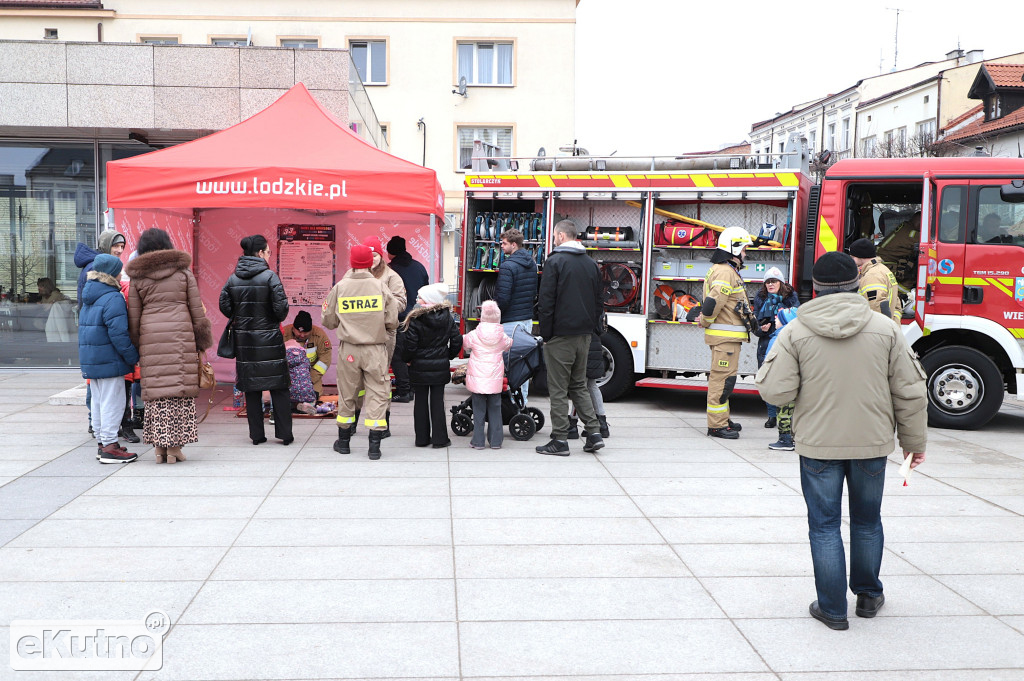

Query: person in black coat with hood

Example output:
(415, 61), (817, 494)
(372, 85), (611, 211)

(400, 283), (463, 447)
(220, 235), (293, 445)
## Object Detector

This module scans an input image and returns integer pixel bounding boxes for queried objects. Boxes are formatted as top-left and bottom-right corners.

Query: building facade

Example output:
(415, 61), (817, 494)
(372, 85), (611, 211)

(0, 0), (578, 368)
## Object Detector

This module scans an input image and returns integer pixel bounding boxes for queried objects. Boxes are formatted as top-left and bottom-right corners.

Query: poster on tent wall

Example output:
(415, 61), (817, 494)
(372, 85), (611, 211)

(276, 224), (336, 306)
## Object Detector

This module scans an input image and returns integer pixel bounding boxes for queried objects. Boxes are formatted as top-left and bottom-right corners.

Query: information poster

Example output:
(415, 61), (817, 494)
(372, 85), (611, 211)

(276, 224), (336, 305)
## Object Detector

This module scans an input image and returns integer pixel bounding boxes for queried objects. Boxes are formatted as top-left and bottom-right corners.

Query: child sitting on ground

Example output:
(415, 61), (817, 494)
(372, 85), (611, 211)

(461, 300), (513, 449)
(285, 339), (317, 414)
(400, 283), (463, 447)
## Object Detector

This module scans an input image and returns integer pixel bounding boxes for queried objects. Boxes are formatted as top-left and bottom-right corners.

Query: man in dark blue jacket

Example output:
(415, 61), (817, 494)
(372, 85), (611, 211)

(493, 227), (538, 395)
(386, 236), (429, 402)
(535, 220), (605, 456)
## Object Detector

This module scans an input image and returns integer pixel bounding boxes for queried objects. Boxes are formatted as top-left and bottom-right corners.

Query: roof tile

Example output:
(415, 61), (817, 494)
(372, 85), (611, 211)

(985, 63), (1024, 88)
(943, 105), (1024, 142)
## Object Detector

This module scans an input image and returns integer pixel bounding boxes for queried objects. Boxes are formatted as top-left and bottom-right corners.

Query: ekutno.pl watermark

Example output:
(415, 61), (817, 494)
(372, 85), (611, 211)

(10, 611), (169, 672)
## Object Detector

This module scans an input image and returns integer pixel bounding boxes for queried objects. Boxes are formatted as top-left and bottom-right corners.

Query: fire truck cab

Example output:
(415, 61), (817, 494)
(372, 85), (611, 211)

(458, 141), (1024, 430)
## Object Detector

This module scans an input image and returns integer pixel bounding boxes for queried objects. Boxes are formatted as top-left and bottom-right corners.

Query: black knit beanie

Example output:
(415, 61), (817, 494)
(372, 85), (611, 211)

(386, 236), (407, 256)
(849, 238), (876, 259)
(293, 310), (312, 331)
(812, 251), (860, 295)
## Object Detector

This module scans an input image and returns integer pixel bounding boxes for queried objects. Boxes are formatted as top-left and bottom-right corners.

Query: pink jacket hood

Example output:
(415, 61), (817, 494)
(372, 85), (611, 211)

(462, 321), (513, 395)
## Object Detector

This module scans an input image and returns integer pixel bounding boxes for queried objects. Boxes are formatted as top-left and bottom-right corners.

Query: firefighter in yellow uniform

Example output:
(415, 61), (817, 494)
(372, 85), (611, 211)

(687, 226), (754, 439)
(321, 244), (399, 459)
(877, 211), (920, 295)
(282, 311), (332, 397)
(849, 238), (901, 324)
(347, 236), (408, 437)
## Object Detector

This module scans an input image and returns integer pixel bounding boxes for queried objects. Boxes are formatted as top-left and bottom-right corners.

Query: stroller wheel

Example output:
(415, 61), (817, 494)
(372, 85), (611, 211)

(509, 413), (536, 441)
(524, 406), (545, 431)
(451, 413), (473, 437)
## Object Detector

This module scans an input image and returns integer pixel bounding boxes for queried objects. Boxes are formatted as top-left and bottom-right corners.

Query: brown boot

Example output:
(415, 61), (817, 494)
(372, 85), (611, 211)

(155, 447), (167, 463)
(166, 446), (185, 463)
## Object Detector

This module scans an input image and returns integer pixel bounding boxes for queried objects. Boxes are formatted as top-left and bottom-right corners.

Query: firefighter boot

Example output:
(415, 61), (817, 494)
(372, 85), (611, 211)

(566, 415), (579, 439)
(368, 430), (383, 460)
(381, 410), (391, 439)
(707, 426), (740, 440)
(333, 426), (353, 455)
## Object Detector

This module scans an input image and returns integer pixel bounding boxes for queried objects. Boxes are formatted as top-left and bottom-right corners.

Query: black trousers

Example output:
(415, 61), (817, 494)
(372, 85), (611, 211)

(244, 389), (292, 441)
(413, 383), (448, 446)
(392, 331), (411, 395)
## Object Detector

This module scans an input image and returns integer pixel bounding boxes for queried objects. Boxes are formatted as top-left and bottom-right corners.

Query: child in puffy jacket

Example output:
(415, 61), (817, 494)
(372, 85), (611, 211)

(461, 300), (513, 449)
(764, 307), (799, 451)
(284, 339), (317, 414)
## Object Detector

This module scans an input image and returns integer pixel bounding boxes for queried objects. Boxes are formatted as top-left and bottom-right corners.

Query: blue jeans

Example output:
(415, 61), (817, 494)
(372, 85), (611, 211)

(800, 455), (887, 619)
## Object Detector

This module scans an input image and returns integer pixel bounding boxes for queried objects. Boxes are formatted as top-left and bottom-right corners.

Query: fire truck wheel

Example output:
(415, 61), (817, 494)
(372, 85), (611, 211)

(598, 331), (635, 402)
(919, 345), (1003, 430)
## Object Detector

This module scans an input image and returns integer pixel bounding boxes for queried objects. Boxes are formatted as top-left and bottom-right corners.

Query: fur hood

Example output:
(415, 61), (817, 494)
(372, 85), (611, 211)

(124, 249), (192, 281)
(401, 301), (451, 331)
(86, 270), (121, 288)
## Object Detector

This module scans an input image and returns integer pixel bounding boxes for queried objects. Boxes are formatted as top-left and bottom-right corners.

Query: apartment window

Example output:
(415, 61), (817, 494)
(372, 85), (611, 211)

(916, 119), (936, 145)
(884, 130), (894, 145)
(44, 28), (58, 40)
(808, 130), (816, 152)
(827, 123), (836, 151)
(211, 37), (247, 46)
(457, 41), (513, 85)
(140, 37), (179, 45)
(458, 126), (512, 170)
(350, 40), (387, 84)
(897, 126), (907, 146)
(862, 136), (877, 157)
(841, 118), (850, 151)
(280, 38), (319, 49)
(986, 94), (1002, 120)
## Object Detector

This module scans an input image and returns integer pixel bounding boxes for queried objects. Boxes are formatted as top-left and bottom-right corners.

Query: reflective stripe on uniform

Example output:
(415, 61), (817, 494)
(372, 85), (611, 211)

(337, 415), (356, 424)
(707, 402), (729, 413)
(859, 284), (888, 294)
(364, 418), (388, 427)
(313, 361), (328, 374)
(710, 281), (734, 294)
(305, 347), (317, 359)
(709, 323), (746, 332)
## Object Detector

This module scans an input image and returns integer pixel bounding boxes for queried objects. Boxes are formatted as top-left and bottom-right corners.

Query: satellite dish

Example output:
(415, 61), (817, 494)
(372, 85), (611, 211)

(537, 147), (546, 157)
(453, 76), (468, 97)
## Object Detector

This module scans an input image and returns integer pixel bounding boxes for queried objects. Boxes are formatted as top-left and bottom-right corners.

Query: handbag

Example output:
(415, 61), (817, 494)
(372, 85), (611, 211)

(198, 352), (216, 390)
(216, 321), (235, 359)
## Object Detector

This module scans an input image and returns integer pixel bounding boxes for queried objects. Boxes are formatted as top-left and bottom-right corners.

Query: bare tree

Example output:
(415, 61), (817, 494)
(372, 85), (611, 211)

(0, 235), (46, 300)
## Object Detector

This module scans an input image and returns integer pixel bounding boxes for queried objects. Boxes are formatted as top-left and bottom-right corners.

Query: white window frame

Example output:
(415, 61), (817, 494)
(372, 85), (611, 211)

(862, 136), (877, 157)
(456, 124), (514, 171)
(827, 122), (836, 151)
(210, 36), (247, 47)
(455, 39), (515, 86)
(138, 35), (180, 45)
(278, 37), (319, 49)
(348, 37), (388, 85)
(841, 117), (850, 151)
(808, 130), (816, 152)
(916, 119), (936, 143)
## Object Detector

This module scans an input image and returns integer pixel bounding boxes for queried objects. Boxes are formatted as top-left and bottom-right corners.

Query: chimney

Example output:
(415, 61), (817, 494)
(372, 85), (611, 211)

(965, 49), (984, 64)
(945, 48), (964, 60)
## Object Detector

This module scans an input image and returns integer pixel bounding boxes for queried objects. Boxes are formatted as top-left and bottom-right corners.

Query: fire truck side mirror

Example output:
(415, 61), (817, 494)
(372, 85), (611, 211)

(999, 180), (1024, 203)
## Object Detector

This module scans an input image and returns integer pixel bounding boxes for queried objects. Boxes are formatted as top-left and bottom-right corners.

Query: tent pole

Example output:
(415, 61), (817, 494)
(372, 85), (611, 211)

(429, 213), (437, 282)
(192, 208), (201, 271)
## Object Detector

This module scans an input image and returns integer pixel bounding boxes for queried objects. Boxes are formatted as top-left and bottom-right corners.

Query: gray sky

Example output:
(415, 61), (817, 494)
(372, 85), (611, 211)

(575, 0), (1024, 156)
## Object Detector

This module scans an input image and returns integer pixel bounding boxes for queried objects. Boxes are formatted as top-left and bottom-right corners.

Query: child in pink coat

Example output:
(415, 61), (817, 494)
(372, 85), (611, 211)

(462, 300), (513, 449)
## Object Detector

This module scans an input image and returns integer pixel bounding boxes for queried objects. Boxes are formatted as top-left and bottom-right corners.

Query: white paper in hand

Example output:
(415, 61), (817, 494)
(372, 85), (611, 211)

(898, 454), (914, 486)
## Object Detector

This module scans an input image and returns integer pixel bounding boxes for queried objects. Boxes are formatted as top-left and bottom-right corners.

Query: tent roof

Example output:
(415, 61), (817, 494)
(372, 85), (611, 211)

(106, 83), (443, 216)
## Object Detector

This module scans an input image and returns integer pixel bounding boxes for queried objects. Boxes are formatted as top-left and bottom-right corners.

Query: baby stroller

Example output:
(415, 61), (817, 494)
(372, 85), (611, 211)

(450, 324), (546, 441)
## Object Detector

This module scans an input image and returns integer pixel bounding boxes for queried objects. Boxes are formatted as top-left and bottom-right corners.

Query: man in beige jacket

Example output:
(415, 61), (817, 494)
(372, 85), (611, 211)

(756, 251), (927, 631)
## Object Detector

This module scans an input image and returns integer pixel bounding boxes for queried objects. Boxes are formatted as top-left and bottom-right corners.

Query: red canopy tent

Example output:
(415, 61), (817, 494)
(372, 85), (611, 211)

(106, 83), (444, 383)
(107, 82), (444, 215)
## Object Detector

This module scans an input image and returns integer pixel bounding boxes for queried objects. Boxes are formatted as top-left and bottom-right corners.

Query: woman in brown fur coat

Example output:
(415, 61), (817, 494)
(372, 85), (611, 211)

(126, 228), (213, 463)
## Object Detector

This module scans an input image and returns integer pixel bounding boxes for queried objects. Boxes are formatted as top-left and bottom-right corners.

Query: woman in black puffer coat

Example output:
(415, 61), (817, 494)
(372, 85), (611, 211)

(400, 283), (463, 448)
(219, 235), (292, 445)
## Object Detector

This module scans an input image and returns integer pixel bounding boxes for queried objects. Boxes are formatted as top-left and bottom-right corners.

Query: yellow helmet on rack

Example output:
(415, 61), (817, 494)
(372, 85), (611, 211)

(717, 226), (753, 257)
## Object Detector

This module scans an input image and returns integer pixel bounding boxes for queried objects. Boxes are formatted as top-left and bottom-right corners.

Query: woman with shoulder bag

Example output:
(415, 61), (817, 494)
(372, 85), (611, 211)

(219, 235), (293, 445)
(126, 228), (214, 463)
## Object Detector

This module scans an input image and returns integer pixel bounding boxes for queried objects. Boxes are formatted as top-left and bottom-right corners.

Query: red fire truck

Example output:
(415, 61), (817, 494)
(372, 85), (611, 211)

(458, 138), (1024, 429)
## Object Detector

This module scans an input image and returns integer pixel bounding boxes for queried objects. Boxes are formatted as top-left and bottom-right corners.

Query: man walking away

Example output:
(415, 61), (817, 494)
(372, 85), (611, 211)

(386, 236), (429, 402)
(756, 251), (927, 631)
(493, 227), (539, 397)
(535, 220), (605, 456)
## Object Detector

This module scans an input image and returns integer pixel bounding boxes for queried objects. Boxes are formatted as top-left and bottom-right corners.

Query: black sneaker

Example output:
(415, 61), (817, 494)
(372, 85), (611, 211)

(536, 439), (570, 456)
(707, 427), (740, 440)
(809, 601), (849, 630)
(855, 593), (885, 618)
(768, 433), (795, 451)
(391, 392), (413, 403)
(728, 420), (743, 432)
(582, 433), (605, 453)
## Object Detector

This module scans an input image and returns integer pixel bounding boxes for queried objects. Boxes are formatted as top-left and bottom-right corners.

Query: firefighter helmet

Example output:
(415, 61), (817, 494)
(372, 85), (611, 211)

(717, 226), (753, 257)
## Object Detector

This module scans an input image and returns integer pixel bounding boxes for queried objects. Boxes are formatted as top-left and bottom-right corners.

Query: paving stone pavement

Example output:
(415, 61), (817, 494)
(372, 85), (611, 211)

(1, 370), (1023, 680)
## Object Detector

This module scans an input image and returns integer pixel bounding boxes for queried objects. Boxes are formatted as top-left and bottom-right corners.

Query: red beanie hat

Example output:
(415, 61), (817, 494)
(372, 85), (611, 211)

(362, 236), (385, 257)
(350, 244), (373, 269)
